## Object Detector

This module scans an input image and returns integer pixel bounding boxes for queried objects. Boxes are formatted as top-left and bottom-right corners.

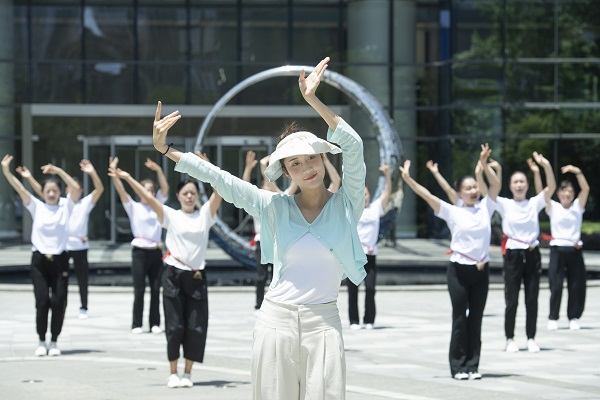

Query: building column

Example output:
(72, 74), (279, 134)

(348, 0), (417, 237)
(0, 0), (16, 240)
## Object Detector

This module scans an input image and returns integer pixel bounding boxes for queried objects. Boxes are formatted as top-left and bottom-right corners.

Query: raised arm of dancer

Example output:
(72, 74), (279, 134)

(299, 57), (340, 131)
(475, 161), (488, 198)
(109, 157), (131, 205)
(489, 158), (502, 190)
(527, 157), (543, 194)
(145, 158), (169, 199)
(196, 151), (223, 217)
(479, 144), (500, 201)
(2, 155), (33, 205)
(376, 164), (392, 207)
(324, 154), (341, 193)
(109, 165), (164, 222)
(242, 151), (258, 183)
(426, 160), (458, 205)
(15, 165), (43, 198)
(532, 151), (556, 202)
(41, 163), (81, 202)
(563, 165), (590, 208)
(400, 160), (441, 214)
(80, 159), (104, 204)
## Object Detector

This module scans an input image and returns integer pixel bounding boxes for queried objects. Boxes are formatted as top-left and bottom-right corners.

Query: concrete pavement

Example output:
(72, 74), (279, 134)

(0, 282), (599, 400)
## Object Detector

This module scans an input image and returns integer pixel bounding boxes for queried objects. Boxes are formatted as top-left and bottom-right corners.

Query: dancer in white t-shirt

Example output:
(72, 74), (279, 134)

(2, 155), (81, 357)
(109, 157), (165, 334)
(153, 57), (367, 399)
(400, 144), (500, 380)
(110, 154), (222, 388)
(16, 160), (104, 320)
(544, 166), (589, 331)
(496, 152), (556, 353)
(347, 164), (391, 330)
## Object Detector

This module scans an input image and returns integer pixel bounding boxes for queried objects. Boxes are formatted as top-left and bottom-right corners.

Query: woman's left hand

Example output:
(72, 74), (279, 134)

(299, 57), (330, 99)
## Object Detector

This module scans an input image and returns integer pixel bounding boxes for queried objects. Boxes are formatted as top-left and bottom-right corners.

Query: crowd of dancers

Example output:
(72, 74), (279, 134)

(1, 56), (589, 398)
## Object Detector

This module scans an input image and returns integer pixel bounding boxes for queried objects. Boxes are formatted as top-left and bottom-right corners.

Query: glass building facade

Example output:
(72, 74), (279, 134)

(1, 0), (599, 243)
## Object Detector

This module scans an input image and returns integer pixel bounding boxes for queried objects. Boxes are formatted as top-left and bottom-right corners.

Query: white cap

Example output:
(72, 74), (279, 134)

(264, 131), (341, 181)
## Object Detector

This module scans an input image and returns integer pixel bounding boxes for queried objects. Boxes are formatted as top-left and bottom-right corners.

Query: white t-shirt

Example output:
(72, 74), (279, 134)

(25, 195), (74, 255)
(66, 194), (96, 251)
(436, 196), (497, 265)
(495, 192), (546, 249)
(547, 199), (584, 247)
(122, 195), (163, 249)
(357, 198), (384, 255)
(156, 190), (168, 204)
(253, 217), (261, 243)
(161, 202), (216, 271)
(266, 233), (342, 305)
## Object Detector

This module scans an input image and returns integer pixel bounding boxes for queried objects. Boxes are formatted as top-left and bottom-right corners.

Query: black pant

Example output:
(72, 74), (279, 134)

(131, 247), (163, 329)
(30, 251), (69, 342)
(162, 266), (209, 363)
(503, 247), (541, 339)
(447, 262), (489, 376)
(254, 242), (273, 310)
(68, 249), (89, 310)
(548, 246), (586, 321)
(347, 254), (377, 325)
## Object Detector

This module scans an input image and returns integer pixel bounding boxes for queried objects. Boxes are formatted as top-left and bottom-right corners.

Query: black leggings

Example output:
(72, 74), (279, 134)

(548, 246), (586, 321)
(446, 262), (489, 376)
(347, 254), (377, 325)
(503, 247), (541, 339)
(131, 247), (163, 329)
(31, 251), (69, 342)
(68, 249), (89, 310)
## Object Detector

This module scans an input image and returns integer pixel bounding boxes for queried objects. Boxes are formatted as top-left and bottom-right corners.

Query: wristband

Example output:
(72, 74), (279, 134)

(161, 143), (173, 155)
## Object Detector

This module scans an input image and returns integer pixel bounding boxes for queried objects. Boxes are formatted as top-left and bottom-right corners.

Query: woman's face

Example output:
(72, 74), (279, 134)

(457, 177), (480, 207)
(141, 182), (156, 205)
(557, 185), (575, 208)
(510, 172), (529, 200)
(42, 182), (61, 205)
(283, 154), (325, 189)
(176, 182), (198, 212)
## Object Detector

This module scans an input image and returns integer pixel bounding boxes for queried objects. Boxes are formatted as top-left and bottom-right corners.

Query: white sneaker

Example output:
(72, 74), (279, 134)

(569, 319), (581, 330)
(78, 308), (88, 320)
(505, 339), (519, 353)
(179, 373), (193, 388)
(547, 320), (558, 330)
(167, 374), (180, 388)
(469, 371), (482, 380)
(131, 327), (143, 334)
(34, 342), (47, 357)
(364, 323), (374, 330)
(453, 372), (469, 380)
(47, 342), (61, 356)
(349, 324), (361, 330)
(527, 338), (540, 353)
(151, 325), (162, 334)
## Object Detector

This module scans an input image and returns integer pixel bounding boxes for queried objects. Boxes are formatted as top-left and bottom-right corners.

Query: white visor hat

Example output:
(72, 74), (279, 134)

(264, 131), (341, 181)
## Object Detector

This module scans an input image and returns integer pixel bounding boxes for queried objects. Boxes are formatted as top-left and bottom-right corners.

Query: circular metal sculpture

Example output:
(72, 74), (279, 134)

(197, 66), (403, 268)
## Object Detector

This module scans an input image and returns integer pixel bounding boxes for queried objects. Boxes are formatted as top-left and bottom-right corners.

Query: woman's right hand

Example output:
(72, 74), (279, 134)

(425, 160), (438, 174)
(16, 165), (32, 178)
(1, 154), (13, 170)
(153, 101), (181, 154)
(399, 160), (412, 180)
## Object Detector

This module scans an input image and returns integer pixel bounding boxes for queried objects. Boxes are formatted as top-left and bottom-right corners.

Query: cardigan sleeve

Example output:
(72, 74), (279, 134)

(175, 152), (275, 218)
(328, 118), (366, 223)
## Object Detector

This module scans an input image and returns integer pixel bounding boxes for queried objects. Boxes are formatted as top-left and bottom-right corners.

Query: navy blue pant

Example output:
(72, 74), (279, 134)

(347, 254), (377, 325)
(131, 247), (163, 329)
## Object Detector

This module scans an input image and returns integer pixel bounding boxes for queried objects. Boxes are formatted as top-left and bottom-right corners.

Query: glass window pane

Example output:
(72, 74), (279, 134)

(190, 8), (238, 61)
(454, 0), (497, 55)
(190, 64), (235, 105)
(138, 7), (187, 61)
(31, 5), (81, 61)
(452, 61), (502, 103)
(138, 65), (187, 104)
(86, 63), (133, 103)
(558, 109), (600, 134)
(241, 8), (288, 63)
(506, 62), (555, 102)
(559, 0), (599, 57)
(559, 63), (600, 103)
(416, 64), (439, 106)
(505, 0), (554, 58)
(292, 7), (341, 62)
(84, 6), (134, 61)
(32, 62), (82, 103)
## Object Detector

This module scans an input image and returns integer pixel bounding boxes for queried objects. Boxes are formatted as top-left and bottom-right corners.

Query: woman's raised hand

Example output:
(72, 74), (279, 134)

(41, 163), (59, 175)
(399, 160), (412, 180)
(16, 165), (32, 178)
(561, 164), (581, 175)
(526, 158), (540, 173)
(1, 154), (13, 169)
(479, 143), (492, 163)
(532, 151), (549, 167)
(153, 101), (181, 154)
(425, 160), (438, 174)
(299, 57), (330, 99)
